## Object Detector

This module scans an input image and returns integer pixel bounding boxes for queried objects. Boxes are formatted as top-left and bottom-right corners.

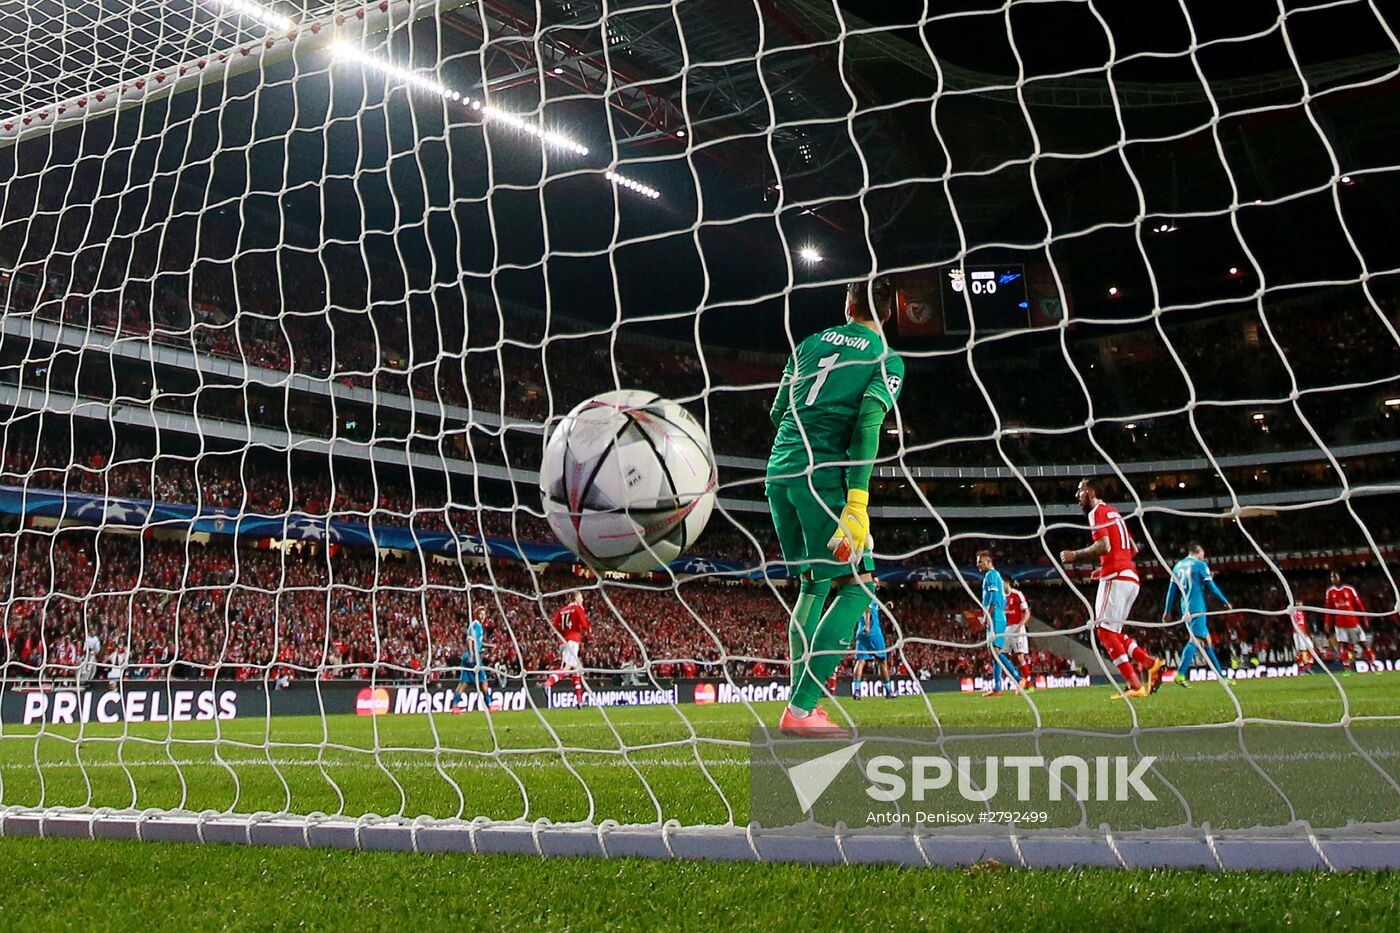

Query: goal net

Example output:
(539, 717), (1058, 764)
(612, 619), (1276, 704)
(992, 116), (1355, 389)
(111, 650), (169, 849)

(0, 0), (1398, 867)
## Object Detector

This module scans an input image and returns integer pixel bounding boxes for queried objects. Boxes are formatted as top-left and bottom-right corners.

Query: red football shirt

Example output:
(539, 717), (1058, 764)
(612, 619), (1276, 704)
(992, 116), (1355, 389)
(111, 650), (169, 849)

(1005, 589), (1028, 627)
(553, 603), (590, 643)
(1089, 501), (1136, 577)
(1326, 585), (1365, 629)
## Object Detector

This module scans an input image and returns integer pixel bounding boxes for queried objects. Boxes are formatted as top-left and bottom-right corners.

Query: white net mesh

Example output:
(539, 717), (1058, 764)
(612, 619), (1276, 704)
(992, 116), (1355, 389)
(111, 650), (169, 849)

(0, 0), (1399, 857)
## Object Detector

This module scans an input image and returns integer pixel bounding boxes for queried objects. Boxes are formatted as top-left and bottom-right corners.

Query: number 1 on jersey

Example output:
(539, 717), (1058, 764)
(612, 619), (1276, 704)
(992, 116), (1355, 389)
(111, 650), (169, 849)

(804, 353), (840, 406)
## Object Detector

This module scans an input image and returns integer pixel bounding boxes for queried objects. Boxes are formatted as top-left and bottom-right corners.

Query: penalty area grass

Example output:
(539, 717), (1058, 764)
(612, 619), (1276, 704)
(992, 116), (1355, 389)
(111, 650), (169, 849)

(2, 835), (1400, 930)
(0, 673), (1395, 826)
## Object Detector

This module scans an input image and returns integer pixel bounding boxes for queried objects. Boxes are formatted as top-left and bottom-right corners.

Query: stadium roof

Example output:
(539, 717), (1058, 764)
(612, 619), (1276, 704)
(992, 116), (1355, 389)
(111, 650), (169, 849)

(0, 0), (1397, 345)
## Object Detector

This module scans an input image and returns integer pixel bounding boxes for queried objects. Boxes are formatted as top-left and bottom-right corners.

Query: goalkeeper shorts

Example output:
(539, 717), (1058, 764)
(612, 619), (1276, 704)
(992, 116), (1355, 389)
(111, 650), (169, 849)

(766, 481), (875, 582)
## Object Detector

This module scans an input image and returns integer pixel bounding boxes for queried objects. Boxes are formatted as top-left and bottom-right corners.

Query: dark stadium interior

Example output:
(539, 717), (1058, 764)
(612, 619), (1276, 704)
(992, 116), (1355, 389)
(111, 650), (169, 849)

(0, 0), (1396, 690)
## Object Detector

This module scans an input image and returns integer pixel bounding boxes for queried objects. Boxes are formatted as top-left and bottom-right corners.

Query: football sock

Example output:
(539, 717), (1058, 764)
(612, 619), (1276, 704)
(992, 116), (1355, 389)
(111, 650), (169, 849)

(1179, 641), (1199, 674)
(992, 652), (1020, 691)
(787, 579), (832, 693)
(997, 652), (1023, 682)
(792, 581), (868, 712)
(1099, 628), (1142, 691)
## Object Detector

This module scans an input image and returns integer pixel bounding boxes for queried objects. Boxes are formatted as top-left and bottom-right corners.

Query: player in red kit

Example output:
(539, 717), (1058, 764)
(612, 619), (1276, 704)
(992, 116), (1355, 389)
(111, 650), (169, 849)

(545, 591), (591, 704)
(1291, 608), (1317, 673)
(1326, 571), (1375, 675)
(1058, 478), (1164, 699)
(1004, 584), (1033, 692)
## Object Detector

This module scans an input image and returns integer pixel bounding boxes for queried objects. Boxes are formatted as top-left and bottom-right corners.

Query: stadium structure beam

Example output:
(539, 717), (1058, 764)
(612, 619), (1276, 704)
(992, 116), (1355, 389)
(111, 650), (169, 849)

(468, 0), (840, 191)
(9, 313), (1397, 484)
(786, 0), (1400, 111)
(0, 380), (1386, 522)
(755, 0), (883, 110)
(436, 2), (765, 189)
(0, 381), (531, 487)
(0, 314), (542, 433)
(451, 0), (690, 145)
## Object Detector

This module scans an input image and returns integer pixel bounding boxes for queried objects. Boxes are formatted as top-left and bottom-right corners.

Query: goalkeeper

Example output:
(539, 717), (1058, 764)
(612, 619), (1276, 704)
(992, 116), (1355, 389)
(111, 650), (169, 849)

(766, 276), (905, 738)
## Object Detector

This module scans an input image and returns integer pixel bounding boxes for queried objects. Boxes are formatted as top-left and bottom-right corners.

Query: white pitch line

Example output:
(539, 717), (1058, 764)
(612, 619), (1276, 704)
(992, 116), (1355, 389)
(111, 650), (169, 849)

(8, 747), (1400, 772)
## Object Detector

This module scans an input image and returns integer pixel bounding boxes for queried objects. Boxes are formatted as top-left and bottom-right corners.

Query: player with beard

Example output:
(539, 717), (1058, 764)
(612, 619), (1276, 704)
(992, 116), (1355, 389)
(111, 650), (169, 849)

(1059, 478), (1164, 699)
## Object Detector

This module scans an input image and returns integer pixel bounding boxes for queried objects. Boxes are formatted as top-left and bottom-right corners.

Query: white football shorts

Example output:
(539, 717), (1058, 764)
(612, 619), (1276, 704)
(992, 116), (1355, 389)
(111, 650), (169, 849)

(1094, 571), (1140, 635)
(560, 639), (582, 670)
(1334, 625), (1370, 645)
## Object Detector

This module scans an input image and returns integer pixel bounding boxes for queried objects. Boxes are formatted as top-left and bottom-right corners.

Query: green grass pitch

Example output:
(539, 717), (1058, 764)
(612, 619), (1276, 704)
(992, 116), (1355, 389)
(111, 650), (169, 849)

(3, 833), (1400, 930)
(0, 673), (1396, 825)
(2, 675), (1399, 928)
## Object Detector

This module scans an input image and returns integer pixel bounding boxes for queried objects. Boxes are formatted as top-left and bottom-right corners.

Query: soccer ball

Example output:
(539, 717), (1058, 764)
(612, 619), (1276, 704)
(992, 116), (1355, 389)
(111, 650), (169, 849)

(540, 389), (717, 573)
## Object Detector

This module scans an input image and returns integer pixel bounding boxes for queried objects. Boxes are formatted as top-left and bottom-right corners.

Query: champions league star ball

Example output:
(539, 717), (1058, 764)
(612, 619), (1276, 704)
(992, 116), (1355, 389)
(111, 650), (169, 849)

(541, 389), (717, 573)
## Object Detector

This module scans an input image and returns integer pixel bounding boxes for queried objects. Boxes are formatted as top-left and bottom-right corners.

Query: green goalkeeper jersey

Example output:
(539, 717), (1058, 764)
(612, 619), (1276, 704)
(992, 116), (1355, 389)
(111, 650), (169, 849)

(766, 321), (905, 488)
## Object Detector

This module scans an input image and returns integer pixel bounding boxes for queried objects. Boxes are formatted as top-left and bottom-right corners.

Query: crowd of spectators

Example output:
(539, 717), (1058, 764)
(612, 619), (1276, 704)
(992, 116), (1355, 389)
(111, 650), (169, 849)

(0, 532), (1017, 684)
(3, 420), (1397, 574)
(0, 431), (557, 543)
(1, 231), (1398, 693)
(1, 523), (1394, 689)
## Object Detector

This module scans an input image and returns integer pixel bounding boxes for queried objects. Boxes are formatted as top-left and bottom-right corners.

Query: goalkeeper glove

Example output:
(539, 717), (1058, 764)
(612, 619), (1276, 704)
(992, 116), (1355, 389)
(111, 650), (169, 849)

(827, 488), (870, 564)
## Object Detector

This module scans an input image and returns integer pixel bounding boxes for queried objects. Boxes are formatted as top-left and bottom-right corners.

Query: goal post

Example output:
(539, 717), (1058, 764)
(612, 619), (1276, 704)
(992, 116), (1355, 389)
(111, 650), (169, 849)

(0, 0), (1397, 871)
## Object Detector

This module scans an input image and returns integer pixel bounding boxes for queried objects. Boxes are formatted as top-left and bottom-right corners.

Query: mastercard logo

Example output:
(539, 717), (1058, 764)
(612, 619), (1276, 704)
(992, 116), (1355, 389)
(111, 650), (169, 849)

(356, 687), (390, 716)
(693, 683), (716, 705)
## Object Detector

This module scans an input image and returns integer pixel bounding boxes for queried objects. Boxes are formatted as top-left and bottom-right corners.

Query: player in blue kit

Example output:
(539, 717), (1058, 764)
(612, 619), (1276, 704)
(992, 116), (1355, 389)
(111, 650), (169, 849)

(977, 551), (1023, 697)
(452, 606), (494, 711)
(1163, 543), (1232, 687)
(851, 601), (896, 699)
